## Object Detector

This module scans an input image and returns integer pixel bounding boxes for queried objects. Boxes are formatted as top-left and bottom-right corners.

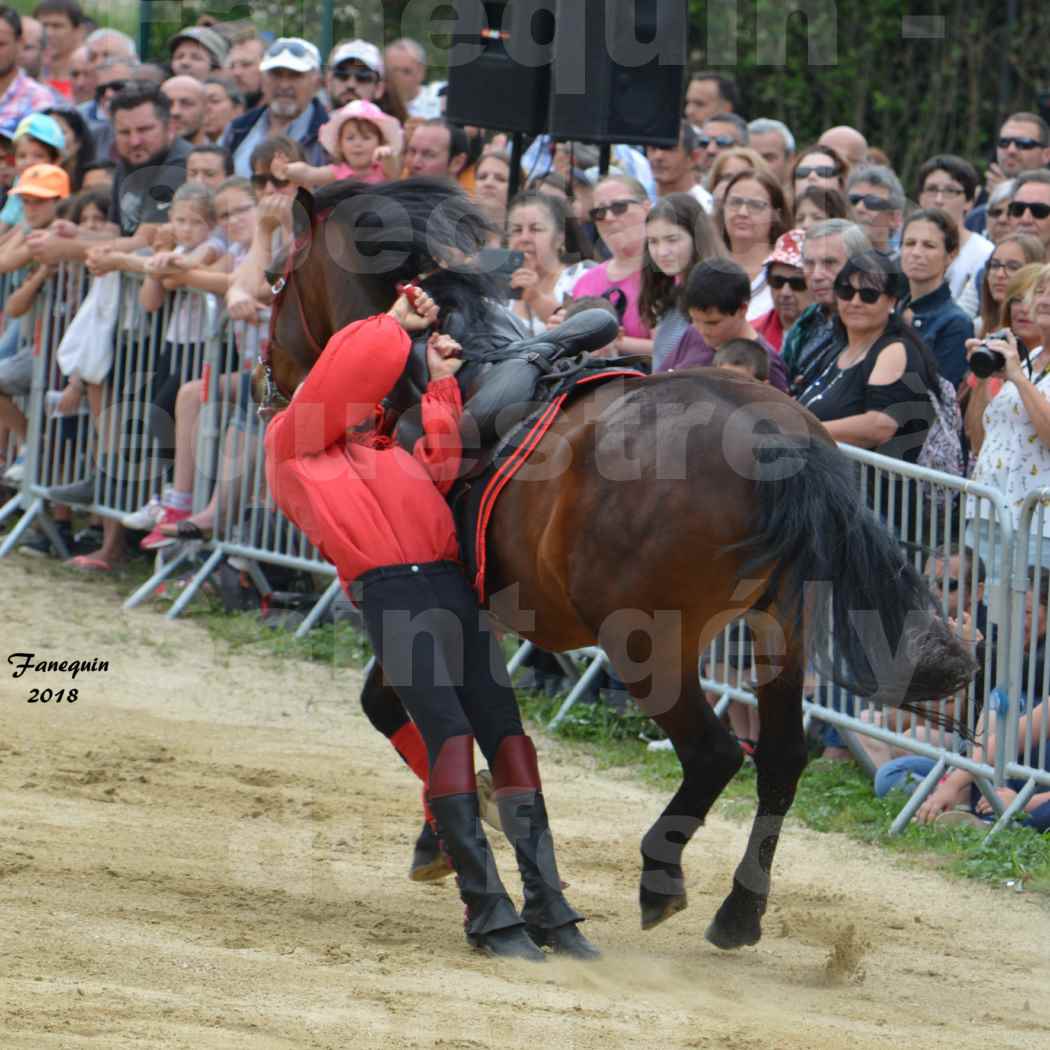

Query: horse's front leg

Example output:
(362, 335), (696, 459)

(705, 618), (807, 949)
(629, 650), (744, 932)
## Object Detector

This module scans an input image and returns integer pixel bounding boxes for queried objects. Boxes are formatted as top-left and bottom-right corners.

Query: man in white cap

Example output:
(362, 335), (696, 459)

(222, 36), (329, 177)
(326, 39), (385, 110)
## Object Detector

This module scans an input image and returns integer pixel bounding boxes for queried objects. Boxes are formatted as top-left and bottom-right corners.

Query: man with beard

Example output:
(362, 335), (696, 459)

(223, 37), (327, 177)
(325, 39), (385, 109)
(24, 81), (189, 263)
(223, 33), (264, 110)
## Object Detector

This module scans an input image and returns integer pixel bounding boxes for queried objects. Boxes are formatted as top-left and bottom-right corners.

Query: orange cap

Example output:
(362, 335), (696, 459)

(11, 163), (71, 200)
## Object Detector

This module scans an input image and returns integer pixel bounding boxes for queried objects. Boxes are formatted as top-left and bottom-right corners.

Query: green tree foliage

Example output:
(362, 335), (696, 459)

(688, 0), (1050, 190)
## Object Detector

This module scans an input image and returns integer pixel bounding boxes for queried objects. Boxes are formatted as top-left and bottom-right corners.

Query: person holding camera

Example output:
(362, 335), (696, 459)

(505, 190), (593, 334)
(967, 264), (1050, 569)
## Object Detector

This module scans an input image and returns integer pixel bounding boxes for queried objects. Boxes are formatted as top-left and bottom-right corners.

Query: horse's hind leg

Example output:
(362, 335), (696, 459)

(705, 616), (807, 949)
(636, 666), (744, 931)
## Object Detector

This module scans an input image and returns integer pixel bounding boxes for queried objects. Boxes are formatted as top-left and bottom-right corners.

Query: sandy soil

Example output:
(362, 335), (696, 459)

(1, 556), (1049, 1050)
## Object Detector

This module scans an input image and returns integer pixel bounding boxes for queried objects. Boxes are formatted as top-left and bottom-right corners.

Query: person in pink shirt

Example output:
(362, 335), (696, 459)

(271, 99), (402, 187)
(571, 173), (654, 355)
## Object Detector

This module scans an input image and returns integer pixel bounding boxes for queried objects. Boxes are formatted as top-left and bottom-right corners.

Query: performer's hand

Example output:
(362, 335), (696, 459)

(427, 332), (463, 380)
(388, 286), (438, 332)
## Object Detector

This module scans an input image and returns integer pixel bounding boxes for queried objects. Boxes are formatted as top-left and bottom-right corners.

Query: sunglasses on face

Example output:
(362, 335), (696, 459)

(251, 172), (290, 190)
(588, 199), (639, 222)
(267, 40), (314, 59)
(848, 193), (894, 212)
(987, 206), (1006, 219)
(1008, 200), (1050, 220)
(835, 284), (883, 304)
(988, 258), (1025, 273)
(999, 136), (1043, 151)
(332, 67), (378, 83)
(697, 133), (736, 149)
(795, 164), (838, 180)
(95, 79), (126, 99)
(768, 274), (807, 291)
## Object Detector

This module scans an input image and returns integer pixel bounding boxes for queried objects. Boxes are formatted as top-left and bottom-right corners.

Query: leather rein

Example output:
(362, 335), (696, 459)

(258, 229), (328, 417)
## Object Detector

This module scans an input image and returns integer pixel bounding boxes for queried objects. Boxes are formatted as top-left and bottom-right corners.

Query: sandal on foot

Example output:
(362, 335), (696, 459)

(159, 519), (212, 541)
(65, 554), (115, 573)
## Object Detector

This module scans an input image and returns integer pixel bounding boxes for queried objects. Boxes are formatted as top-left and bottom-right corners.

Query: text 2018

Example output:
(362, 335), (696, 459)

(27, 688), (78, 703)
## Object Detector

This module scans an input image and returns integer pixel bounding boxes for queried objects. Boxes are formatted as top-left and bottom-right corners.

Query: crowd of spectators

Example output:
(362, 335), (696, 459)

(0, 9), (1048, 831)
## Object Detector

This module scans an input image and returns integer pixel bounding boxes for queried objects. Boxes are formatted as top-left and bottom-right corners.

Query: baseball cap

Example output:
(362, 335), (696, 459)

(260, 38), (322, 74)
(329, 40), (383, 76)
(764, 228), (806, 271)
(14, 113), (65, 153)
(11, 164), (71, 200)
(168, 27), (229, 68)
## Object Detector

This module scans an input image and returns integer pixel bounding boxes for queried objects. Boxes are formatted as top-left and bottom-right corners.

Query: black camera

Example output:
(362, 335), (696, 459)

(969, 329), (1019, 379)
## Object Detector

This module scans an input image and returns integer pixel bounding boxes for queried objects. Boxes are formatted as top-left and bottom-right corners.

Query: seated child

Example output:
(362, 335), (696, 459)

(656, 258), (789, 391)
(713, 338), (770, 382)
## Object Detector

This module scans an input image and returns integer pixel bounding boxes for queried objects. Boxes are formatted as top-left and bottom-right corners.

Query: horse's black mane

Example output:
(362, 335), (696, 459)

(305, 177), (500, 330)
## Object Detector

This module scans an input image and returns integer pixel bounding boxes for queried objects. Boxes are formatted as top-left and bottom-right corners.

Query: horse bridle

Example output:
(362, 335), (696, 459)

(258, 229), (328, 418)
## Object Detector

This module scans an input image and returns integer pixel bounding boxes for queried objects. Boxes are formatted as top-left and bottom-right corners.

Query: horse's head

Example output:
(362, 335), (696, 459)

(258, 178), (500, 419)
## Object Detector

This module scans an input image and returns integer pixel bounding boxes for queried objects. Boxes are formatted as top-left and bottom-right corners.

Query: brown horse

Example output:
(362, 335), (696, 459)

(258, 179), (974, 950)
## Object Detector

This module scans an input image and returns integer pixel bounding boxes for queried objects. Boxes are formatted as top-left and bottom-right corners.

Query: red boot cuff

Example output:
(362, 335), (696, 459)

(491, 734), (541, 799)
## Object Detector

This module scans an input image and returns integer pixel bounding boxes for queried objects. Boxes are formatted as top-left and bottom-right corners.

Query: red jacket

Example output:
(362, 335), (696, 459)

(264, 314), (462, 589)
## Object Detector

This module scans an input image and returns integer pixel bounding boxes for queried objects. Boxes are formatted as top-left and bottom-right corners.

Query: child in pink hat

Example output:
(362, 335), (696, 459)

(272, 100), (403, 188)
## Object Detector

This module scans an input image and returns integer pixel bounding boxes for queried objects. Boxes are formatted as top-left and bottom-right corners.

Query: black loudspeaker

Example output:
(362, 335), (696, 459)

(548, 0), (687, 148)
(445, 1), (555, 135)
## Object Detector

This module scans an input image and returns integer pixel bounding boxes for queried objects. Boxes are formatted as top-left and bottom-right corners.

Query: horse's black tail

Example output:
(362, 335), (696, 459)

(731, 431), (976, 724)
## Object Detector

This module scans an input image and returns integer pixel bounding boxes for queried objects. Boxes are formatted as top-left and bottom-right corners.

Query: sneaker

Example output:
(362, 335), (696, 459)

(2, 453), (25, 484)
(121, 495), (165, 531)
(140, 506), (191, 551)
(933, 808), (991, 829)
(20, 522), (74, 558)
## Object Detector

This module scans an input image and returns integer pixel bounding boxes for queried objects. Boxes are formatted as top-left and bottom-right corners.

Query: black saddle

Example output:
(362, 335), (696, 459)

(388, 307), (621, 451)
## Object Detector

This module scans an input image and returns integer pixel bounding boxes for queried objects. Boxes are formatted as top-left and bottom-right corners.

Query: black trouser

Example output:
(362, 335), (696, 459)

(355, 560), (523, 766)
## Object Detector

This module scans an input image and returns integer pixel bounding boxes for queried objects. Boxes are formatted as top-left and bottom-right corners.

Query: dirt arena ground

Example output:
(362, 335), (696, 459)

(2, 557), (1049, 1049)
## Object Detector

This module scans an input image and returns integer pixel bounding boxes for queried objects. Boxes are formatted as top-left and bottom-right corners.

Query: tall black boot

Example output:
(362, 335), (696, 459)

(492, 735), (601, 960)
(429, 736), (545, 962)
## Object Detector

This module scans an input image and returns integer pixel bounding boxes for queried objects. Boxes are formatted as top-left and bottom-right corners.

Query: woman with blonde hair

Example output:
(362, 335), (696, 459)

(705, 146), (770, 209)
(974, 233), (1045, 337)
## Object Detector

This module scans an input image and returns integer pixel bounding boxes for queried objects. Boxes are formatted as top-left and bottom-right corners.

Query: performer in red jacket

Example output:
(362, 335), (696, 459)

(264, 289), (597, 962)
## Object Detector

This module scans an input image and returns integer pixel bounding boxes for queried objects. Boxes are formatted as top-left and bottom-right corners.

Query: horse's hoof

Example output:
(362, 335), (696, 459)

(528, 922), (602, 960)
(705, 881), (766, 949)
(409, 822), (454, 882)
(640, 892), (688, 931)
(704, 901), (763, 949)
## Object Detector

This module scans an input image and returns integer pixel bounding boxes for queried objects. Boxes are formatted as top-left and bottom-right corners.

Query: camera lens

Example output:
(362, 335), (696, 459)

(969, 346), (1006, 379)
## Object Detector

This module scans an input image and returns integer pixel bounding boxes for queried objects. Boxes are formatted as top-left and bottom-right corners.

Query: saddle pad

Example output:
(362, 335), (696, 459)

(451, 367), (645, 602)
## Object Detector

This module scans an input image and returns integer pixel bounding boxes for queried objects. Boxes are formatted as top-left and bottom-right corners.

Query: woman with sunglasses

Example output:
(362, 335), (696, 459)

(983, 179), (1016, 244)
(718, 168), (790, 321)
(790, 143), (849, 201)
(751, 229), (812, 353)
(639, 192), (722, 369)
(899, 208), (973, 388)
(570, 174), (653, 355)
(798, 250), (941, 464)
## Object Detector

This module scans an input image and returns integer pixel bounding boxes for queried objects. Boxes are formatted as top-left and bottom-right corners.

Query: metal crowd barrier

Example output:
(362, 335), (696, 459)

(124, 310), (341, 637)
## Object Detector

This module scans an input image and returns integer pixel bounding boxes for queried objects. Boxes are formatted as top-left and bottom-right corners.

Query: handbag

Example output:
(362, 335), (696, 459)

(56, 270), (119, 384)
